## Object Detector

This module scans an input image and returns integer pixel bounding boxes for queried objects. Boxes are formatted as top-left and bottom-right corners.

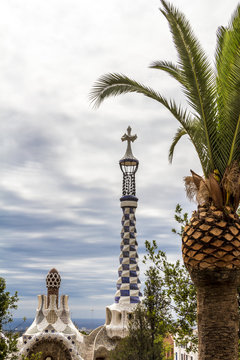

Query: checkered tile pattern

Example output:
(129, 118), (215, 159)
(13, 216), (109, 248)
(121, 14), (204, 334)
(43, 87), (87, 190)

(115, 205), (142, 304)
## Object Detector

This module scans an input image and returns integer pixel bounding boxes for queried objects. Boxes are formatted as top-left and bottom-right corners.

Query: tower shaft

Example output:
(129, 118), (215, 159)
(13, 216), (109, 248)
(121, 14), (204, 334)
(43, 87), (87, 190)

(115, 199), (141, 304)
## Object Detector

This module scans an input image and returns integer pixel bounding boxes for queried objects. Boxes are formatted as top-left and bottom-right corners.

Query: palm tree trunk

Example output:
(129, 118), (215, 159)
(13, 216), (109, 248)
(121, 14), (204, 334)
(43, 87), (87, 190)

(191, 269), (240, 360)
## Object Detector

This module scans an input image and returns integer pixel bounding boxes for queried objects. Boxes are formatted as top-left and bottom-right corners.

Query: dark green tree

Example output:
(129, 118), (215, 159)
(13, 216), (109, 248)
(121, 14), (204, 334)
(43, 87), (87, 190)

(171, 204), (189, 237)
(110, 305), (161, 360)
(21, 353), (42, 360)
(143, 267), (172, 359)
(0, 277), (18, 360)
(144, 239), (197, 353)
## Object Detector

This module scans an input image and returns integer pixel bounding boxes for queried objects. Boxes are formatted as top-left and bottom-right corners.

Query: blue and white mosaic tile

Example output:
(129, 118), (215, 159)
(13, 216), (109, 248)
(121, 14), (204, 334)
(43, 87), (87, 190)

(115, 204), (142, 304)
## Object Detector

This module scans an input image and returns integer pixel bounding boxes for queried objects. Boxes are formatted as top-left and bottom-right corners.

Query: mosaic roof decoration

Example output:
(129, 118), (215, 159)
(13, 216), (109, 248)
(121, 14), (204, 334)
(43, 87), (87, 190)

(19, 269), (83, 359)
(46, 268), (61, 288)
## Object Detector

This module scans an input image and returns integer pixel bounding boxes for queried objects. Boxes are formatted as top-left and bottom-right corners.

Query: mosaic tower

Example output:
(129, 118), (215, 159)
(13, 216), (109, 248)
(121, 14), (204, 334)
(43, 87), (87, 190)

(115, 126), (142, 304)
(19, 268), (83, 360)
(105, 126), (142, 339)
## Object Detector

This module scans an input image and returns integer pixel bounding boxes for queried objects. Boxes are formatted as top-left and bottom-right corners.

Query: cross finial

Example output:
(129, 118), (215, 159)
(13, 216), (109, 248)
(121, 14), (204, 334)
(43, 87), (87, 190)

(121, 126), (137, 160)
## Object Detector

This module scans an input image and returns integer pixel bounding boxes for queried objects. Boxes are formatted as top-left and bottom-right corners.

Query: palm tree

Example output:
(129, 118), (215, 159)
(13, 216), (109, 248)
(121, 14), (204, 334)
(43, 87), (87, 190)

(91, 1), (240, 359)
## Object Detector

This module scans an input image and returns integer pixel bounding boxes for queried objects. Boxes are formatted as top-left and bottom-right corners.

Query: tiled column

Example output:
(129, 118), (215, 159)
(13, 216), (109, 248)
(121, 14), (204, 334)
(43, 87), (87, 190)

(115, 197), (141, 304)
(105, 127), (142, 339)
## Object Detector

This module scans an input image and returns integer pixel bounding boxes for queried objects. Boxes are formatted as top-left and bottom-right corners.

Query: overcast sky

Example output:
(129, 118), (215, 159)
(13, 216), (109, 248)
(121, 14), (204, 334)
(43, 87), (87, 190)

(0, 0), (238, 320)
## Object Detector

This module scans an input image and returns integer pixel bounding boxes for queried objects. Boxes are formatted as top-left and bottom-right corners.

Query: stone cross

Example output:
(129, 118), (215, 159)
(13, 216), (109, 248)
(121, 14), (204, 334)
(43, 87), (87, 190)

(121, 126), (137, 159)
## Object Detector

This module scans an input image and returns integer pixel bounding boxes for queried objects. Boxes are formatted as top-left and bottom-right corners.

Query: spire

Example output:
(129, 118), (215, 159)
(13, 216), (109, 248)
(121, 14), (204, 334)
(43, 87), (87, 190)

(114, 126), (142, 304)
(119, 126), (139, 199)
(46, 268), (61, 307)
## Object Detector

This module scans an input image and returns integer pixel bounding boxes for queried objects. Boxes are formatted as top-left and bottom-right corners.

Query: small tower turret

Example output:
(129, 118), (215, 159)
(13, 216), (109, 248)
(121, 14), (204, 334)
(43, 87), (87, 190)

(19, 269), (83, 359)
(46, 268), (61, 307)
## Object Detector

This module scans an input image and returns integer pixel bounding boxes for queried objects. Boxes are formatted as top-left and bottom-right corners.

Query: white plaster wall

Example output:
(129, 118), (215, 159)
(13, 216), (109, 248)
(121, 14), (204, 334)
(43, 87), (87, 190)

(173, 343), (198, 360)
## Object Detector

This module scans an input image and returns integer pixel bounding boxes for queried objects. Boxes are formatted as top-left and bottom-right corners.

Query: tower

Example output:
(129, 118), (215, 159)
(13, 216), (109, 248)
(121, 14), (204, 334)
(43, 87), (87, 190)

(18, 268), (83, 360)
(105, 126), (142, 338)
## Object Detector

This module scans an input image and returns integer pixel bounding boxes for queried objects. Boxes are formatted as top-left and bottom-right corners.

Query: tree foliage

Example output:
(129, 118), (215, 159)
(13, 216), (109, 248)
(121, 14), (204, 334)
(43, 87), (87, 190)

(0, 277), (19, 360)
(144, 239), (197, 352)
(0, 278), (43, 360)
(21, 353), (42, 360)
(110, 305), (165, 360)
(171, 204), (189, 236)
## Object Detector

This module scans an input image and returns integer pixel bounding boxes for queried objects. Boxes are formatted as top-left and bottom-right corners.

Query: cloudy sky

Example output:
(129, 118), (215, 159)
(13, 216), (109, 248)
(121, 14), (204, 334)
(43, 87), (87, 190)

(0, 0), (238, 320)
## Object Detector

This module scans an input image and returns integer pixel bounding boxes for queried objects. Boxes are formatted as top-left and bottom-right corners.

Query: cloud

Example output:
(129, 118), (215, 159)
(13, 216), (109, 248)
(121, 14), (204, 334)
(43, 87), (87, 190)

(0, 0), (238, 318)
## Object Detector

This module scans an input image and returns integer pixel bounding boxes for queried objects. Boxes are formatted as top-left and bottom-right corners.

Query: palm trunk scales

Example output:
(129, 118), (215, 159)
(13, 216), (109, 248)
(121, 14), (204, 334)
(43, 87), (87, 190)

(182, 205), (240, 360)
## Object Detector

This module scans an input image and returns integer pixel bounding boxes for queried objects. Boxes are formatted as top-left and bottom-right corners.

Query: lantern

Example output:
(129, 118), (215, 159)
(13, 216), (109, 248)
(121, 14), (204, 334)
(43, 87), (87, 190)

(119, 126), (139, 198)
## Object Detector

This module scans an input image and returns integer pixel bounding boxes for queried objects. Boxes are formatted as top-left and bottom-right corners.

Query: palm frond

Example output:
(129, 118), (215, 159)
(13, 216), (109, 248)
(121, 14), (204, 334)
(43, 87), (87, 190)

(169, 126), (187, 163)
(168, 121), (212, 176)
(90, 72), (183, 118)
(160, 0), (217, 174)
(215, 26), (227, 67)
(90, 73), (166, 108)
(215, 5), (240, 170)
(149, 60), (184, 86)
(90, 72), (185, 120)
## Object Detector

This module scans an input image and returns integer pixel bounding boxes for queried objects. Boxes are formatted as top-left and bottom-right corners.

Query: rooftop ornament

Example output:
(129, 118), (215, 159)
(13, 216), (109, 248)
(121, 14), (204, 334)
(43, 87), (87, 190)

(46, 268), (61, 307)
(120, 126), (139, 199)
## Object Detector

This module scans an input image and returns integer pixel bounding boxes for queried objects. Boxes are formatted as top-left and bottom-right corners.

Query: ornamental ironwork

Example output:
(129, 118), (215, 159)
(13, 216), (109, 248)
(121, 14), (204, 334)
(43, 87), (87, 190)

(119, 126), (139, 197)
